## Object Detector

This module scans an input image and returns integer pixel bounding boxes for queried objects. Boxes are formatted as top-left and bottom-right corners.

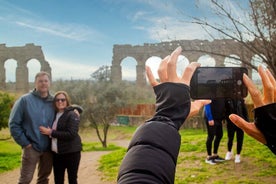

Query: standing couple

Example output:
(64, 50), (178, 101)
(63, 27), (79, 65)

(9, 71), (83, 184)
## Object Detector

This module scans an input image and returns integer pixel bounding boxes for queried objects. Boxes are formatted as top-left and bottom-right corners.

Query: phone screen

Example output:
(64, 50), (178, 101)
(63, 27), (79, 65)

(190, 67), (248, 99)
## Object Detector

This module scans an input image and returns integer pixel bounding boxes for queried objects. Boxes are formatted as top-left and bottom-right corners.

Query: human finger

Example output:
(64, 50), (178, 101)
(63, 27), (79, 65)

(229, 114), (266, 144)
(265, 69), (276, 102)
(146, 66), (159, 87)
(157, 56), (170, 82)
(258, 66), (274, 104)
(243, 74), (263, 108)
(188, 99), (211, 118)
(181, 62), (200, 85)
(167, 46), (182, 82)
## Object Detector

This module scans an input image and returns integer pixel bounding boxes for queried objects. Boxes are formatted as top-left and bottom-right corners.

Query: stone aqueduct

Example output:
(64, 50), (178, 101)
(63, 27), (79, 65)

(0, 43), (51, 92)
(1, 39), (255, 92)
(111, 39), (255, 86)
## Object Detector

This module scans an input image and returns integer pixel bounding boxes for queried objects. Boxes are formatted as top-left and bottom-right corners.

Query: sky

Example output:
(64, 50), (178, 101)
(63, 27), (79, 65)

(0, 0), (249, 82)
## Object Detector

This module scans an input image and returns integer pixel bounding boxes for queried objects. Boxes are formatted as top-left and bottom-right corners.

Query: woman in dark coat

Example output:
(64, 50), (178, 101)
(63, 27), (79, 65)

(40, 91), (83, 184)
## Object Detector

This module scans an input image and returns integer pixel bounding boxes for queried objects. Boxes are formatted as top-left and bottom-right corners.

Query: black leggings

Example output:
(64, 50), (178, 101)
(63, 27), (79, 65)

(53, 151), (81, 184)
(226, 119), (244, 154)
(205, 119), (223, 156)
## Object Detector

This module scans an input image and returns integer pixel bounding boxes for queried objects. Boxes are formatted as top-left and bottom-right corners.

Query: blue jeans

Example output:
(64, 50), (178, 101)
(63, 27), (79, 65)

(18, 146), (53, 184)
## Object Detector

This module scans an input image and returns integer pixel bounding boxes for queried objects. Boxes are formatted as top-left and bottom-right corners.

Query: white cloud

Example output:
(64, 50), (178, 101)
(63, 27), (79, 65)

(15, 20), (103, 42)
(47, 57), (98, 81)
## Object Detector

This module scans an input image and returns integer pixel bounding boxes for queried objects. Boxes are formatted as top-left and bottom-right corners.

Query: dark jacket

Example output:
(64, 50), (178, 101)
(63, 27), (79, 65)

(204, 98), (225, 122)
(51, 106), (82, 154)
(117, 82), (191, 184)
(225, 98), (248, 121)
(254, 103), (276, 155)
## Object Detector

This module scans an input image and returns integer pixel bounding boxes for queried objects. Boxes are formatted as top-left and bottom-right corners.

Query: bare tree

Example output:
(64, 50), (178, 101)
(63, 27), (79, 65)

(189, 0), (276, 75)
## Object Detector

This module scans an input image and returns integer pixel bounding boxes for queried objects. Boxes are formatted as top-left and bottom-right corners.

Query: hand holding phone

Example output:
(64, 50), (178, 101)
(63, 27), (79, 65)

(190, 67), (248, 99)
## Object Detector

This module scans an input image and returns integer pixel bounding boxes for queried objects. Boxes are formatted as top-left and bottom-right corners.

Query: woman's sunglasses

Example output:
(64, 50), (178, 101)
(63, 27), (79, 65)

(55, 98), (66, 102)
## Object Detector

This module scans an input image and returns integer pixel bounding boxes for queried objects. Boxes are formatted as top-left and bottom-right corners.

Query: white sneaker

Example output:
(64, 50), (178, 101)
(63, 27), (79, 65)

(225, 151), (232, 160)
(235, 154), (241, 163)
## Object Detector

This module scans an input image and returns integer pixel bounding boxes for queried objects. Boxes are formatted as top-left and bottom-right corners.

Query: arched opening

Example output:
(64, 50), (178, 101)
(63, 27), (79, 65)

(4, 59), (17, 91)
(251, 55), (266, 83)
(27, 59), (41, 91)
(145, 56), (162, 81)
(121, 57), (137, 81)
(198, 55), (215, 66)
(224, 54), (241, 67)
(27, 59), (41, 83)
(176, 55), (189, 77)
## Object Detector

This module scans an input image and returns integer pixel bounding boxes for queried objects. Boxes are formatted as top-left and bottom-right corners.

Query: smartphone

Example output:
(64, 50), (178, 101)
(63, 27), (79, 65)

(190, 67), (248, 99)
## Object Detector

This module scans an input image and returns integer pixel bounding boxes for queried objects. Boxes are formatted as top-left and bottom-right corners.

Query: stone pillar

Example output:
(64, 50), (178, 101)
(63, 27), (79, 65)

(0, 59), (5, 90)
(41, 60), (52, 81)
(111, 64), (122, 82)
(185, 53), (201, 63)
(16, 63), (29, 93)
(136, 64), (146, 86)
(212, 55), (225, 66)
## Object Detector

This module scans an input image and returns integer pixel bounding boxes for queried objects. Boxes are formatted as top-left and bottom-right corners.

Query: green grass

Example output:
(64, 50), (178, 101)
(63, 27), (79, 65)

(97, 128), (276, 184)
(0, 140), (21, 173)
(82, 142), (121, 151)
(1, 127), (276, 183)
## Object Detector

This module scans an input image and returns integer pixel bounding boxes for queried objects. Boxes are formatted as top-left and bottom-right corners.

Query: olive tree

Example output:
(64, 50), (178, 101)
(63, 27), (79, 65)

(0, 91), (15, 130)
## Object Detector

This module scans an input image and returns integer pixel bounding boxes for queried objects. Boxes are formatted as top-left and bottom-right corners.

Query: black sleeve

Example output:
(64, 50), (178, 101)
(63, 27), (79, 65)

(254, 103), (276, 155)
(117, 82), (191, 184)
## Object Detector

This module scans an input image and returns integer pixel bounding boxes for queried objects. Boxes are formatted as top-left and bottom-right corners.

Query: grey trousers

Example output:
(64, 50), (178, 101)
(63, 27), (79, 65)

(18, 146), (53, 184)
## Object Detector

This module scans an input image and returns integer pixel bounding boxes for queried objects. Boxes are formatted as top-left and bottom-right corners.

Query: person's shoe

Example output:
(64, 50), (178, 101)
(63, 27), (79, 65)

(235, 154), (241, 163)
(205, 157), (216, 165)
(213, 155), (225, 162)
(225, 151), (233, 160)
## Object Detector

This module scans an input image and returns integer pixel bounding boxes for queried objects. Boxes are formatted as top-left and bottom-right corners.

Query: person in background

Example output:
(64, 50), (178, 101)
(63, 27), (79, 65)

(225, 98), (249, 163)
(204, 98), (226, 164)
(9, 71), (55, 184)
(117, 46), (210, 184)
(39, 91), (83, 184)
(229, 66), (276, 155)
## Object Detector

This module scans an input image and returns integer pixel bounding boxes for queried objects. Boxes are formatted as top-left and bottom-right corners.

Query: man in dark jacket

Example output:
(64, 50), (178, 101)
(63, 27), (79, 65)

(117, 46), (210, 183)
(9, 71), (55, 184)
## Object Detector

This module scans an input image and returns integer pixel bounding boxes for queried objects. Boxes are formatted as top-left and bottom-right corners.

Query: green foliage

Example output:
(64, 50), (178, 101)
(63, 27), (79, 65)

(91, 65), (111, 82)
(0, 91), (15, 130)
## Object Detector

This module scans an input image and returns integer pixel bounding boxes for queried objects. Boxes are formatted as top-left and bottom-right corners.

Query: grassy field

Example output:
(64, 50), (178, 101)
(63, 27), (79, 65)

(97, 127), (276, 184)
(1, 126), (276, 184)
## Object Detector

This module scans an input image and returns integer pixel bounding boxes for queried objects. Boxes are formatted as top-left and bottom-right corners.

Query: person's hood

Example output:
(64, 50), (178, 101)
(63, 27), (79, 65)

(31, 88), (54, 101)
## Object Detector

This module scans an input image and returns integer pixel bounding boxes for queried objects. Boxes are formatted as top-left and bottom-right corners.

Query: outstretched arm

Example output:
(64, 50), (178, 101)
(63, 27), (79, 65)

(117, 46), (210, 184)
(229, 66), (276, 154)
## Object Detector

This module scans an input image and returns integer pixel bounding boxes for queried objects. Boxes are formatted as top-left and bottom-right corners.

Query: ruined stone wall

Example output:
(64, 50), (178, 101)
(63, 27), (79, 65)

(111, 39), (254, 86)
(0, 43), (51, 92)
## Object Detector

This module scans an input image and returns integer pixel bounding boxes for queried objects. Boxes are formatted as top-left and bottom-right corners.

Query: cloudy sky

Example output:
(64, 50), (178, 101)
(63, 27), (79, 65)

(0, 0), (248, 81)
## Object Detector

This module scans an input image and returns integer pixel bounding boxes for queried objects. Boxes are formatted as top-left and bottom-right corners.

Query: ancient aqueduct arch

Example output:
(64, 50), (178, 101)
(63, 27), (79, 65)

(0, 43), (51, 92)
(111, 39), (255, 86)
(1, 39), (256, 92)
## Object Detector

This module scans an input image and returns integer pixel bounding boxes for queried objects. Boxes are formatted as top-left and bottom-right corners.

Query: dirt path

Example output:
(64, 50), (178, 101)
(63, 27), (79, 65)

(0, 140), (130, 184)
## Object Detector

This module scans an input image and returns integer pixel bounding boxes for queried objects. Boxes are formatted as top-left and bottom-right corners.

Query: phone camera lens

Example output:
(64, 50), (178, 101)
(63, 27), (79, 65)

(237, 80), (242, 86)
